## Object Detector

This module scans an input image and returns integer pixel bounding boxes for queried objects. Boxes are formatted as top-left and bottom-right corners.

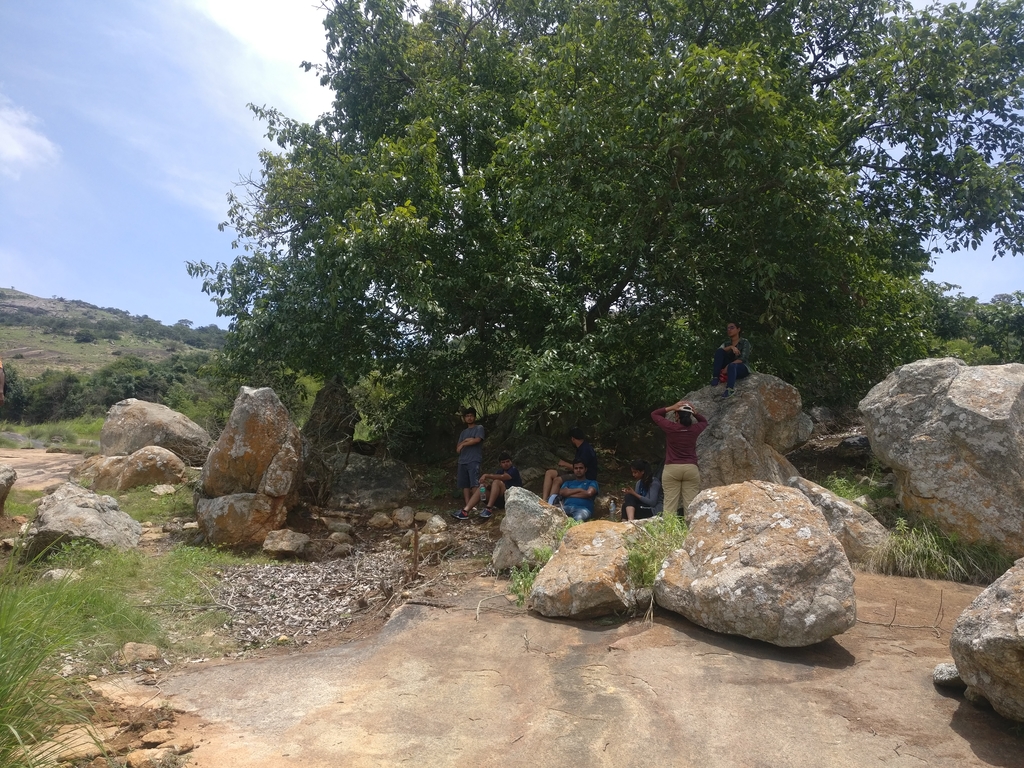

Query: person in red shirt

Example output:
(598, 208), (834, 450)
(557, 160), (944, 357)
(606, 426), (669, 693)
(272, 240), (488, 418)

(651, 399), (708, 518)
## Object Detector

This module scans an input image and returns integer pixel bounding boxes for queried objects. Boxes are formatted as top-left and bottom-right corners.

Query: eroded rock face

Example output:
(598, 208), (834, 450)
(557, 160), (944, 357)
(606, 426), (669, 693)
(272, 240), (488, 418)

(0, 463), (16, 514)
(786, 477), (890, 564)
(202, 388), (302, 499)
(327, 454), (415, 511)
(859, 357), (1024, 557)
(196, 388), (304, 547)
(491, 487), (567, 571)
(195, 493), (286, 548)
(686, 373), (813, 488)
(655, 481), (856, 647)
(949, 558), (1024, 722)
(23, 483), (141, 559)
(101, 399), (212, 465)
(71, 446), (187, 492)
(530, 521), (635, 618)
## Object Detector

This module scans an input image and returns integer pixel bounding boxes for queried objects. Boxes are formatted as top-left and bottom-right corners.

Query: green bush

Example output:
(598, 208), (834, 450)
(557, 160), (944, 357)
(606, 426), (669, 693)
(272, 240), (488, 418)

(508, 563), (541, 607)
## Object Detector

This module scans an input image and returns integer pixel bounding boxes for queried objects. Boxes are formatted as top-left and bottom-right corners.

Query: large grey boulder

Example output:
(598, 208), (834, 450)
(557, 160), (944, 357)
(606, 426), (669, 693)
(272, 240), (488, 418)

(491, 487), (567, 571)
(859, 357), (1024, 557)
(654, 480), (856, 647)
(786, 477), (890, 564)
(530, 521), (636, 618)
(23, 483), (141, 559)
(196, 388), (305, 548)
(686, 373), (813, 489)
(949, 558), (1024, 722)
(71, 446), (187, 492)
(101, 399), (212, 465)
(0, 463), (16, 515)
(327, 454), (415, 511)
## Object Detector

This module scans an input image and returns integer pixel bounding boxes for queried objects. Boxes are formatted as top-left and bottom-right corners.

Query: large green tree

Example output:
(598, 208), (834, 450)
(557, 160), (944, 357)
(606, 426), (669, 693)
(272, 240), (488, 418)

(190, 0), (1024, 438)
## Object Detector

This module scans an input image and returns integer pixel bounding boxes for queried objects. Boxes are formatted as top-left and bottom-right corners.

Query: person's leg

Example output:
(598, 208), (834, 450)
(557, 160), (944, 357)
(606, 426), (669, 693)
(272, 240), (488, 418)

(624, 503), (636, 522)
(711, 347), (729, 385)
(566, 505), (592, 523)
(725, 361), (749, 389)
(635, 506), (655, 520)
(679, 463), (702, 516)
(661, 463), (685, 518)
(542, 469), (563, 500)
(463, 462), (482, 511)
(486, 480), (506, 508)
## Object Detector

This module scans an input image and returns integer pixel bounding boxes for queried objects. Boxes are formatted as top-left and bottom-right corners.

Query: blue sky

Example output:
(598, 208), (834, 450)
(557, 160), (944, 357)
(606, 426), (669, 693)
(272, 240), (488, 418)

(1, 1), (1021, 330)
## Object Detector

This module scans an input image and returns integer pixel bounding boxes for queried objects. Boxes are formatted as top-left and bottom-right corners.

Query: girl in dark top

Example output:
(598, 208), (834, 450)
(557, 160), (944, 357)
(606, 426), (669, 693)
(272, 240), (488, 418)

(621, 459), (663, 521)
(651, 400), (708, 518)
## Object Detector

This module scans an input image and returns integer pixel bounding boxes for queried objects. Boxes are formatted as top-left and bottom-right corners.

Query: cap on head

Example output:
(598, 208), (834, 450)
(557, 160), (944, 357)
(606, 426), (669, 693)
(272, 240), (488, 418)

(569, 427), (585, 441)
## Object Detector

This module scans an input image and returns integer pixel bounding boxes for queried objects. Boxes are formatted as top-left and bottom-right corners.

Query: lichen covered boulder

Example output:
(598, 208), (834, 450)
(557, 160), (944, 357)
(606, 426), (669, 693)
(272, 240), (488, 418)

(655, 481), (856, 647)
(491, 487), (567, 571)
(101, 399), (212, 465)
(23, 483), (141, 559)
(72, 446), (187, 492)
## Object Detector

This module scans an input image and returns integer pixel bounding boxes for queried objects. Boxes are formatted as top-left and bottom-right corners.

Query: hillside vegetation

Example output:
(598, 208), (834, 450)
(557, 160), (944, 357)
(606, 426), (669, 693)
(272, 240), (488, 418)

(0, 288), (225, 379)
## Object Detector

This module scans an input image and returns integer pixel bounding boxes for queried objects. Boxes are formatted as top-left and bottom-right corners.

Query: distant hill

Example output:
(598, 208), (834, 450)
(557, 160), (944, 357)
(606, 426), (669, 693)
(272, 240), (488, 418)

(0, 288), (226, 378)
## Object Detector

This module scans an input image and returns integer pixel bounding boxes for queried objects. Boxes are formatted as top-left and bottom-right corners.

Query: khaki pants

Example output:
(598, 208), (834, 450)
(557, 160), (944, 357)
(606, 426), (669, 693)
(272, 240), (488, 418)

(662, 463), (701, 518)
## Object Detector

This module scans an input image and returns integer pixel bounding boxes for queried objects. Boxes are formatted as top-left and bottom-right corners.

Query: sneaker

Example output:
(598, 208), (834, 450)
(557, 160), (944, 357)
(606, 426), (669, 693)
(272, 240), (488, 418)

(709, 378), (720, 387)
(479, 507), (492, 519)
(722, 387), (736, 399)
(451, 508), (471, 520)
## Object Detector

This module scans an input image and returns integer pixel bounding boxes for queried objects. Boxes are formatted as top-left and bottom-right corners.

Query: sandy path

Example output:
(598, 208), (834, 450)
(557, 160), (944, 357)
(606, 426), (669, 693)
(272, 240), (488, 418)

(0, 448), (84, 490)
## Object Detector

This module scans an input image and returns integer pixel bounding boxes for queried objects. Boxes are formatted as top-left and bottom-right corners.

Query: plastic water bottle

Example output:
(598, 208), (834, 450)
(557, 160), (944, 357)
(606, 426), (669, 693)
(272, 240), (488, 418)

(479, 482), (487, 500)
(609, 500), (617, 520)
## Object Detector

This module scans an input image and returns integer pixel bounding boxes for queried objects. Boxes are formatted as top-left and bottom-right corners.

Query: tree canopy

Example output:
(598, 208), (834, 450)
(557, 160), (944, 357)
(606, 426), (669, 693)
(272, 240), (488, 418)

(190, 0), (1024, 441)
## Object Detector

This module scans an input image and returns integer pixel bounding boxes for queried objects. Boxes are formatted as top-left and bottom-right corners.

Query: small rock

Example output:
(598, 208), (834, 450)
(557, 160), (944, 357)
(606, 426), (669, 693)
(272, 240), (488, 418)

(328, 531), (354, 545)
(329, 543), (355, 558)
(182, 521), (199, 530)
(392, 506), (415, 529)
(933, 662), (965, 689)
(151, 484), (176, 496)
(121, 642), (162, 664)
(325, 518), (354, 534)
(140, 729), (175, 747)
(262, 529), (311, 559)
(421, 514), (448, 534)
(41, 568), (81, 582)
(277, 635), (290, 644)
(367, 512), (393, 529)
(125, 747), (175, 768)
(414, 510), (433, 523)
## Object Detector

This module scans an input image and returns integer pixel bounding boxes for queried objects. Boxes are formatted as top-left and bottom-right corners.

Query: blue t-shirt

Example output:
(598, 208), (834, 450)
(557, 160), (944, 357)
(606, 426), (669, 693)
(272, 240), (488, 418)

(561, 479), (598, 514)
(574, 441), (598, 480)
(458, 425), (485, 465)
(499, 466), (523, 488)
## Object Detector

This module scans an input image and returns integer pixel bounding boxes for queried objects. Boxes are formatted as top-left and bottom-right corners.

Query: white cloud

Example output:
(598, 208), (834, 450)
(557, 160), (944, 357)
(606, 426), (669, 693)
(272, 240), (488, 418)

(0, 94), (60, 179)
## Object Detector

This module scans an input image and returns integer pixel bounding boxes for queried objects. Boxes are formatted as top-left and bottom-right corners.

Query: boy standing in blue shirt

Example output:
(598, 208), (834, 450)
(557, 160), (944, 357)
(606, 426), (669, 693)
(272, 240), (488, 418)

(453, 407), (485, 520)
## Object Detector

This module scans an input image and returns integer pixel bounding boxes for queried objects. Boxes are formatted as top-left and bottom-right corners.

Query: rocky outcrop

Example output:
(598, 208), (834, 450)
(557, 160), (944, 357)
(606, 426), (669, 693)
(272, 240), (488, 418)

(101, 399), (212, 465)
(530, 521), (635, 618)
(687, 373), (813, 488)
(859, 357), (1024, 557)
(491, 487), (567, 571)
(196, 388), (304, 548)
(71, 446), (187, 492)
(786, 477), (890, 564)
(949, 558), (1024, 722)
(23, 483), (141, 559)
(0, 463), (16, 514)
(327, 454), (415, 511)
(654, 481), (856, 647)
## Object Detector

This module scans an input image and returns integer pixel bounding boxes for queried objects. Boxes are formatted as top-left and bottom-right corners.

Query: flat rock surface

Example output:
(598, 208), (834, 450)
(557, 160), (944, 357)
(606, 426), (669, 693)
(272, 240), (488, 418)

(0, 448), (83, 490)
(152, 572), (1022, 767)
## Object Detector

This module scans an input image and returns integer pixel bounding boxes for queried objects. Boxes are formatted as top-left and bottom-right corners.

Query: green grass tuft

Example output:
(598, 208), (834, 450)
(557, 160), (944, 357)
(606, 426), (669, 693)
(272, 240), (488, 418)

(869, 517), (1015, 585)
(508, 563), (541, 607)
(625, 515), (689, 589)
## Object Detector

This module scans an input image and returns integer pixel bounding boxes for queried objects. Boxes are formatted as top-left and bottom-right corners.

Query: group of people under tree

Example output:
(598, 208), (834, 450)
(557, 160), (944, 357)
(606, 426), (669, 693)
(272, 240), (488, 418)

(451, 322), (751, 523)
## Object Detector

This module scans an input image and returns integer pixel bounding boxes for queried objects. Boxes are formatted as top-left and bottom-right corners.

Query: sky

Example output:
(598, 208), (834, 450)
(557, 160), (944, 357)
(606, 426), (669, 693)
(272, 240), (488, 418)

(1, 1), (1022, 330)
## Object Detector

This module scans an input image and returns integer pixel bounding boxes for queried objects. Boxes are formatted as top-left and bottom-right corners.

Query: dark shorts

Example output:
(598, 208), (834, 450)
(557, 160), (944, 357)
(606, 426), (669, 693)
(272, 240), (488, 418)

(457, 462), (481, 489)
(623, 504), (656, 520)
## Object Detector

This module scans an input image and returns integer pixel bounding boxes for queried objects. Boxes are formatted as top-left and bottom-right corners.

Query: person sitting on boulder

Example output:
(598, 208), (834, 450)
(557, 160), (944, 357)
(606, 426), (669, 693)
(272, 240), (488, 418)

(541, 427), (598, 501)
(478, 452), (523, 519)
(710, 320), (752, 398)
(620, 459), (663, 521)
(556, 460), (599, 522)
